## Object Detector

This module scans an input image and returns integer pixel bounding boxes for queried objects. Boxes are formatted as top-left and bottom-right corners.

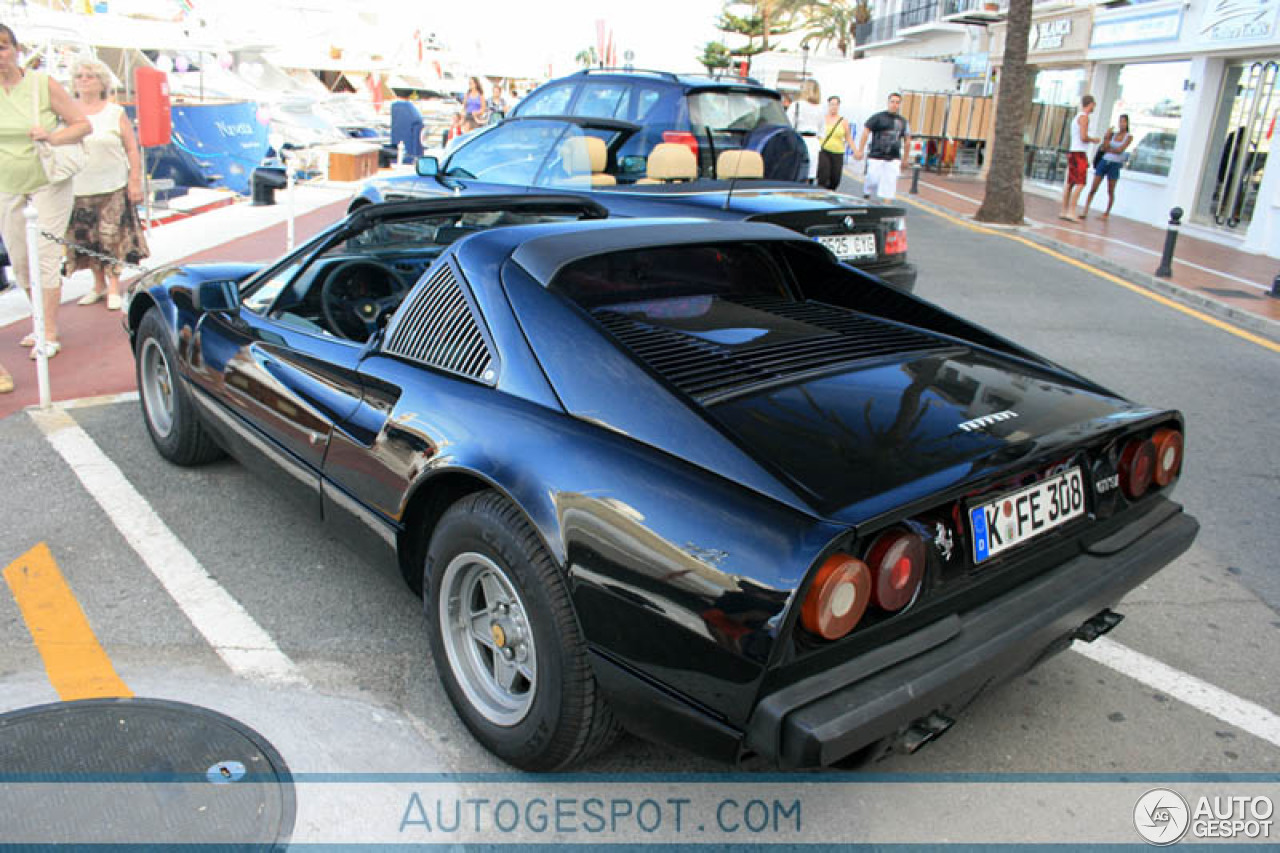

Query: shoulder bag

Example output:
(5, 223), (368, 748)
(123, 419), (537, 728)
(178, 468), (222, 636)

(31, 73), (87, 184)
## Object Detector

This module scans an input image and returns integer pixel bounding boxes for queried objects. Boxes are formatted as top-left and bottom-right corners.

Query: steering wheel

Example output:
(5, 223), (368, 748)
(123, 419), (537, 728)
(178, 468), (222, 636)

(319, 259), (410, 342)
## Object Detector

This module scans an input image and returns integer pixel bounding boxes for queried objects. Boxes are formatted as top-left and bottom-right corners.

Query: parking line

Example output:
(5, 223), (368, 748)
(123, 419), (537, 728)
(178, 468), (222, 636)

(4, 543), (133, 701)
(1074, 637), (1280, 750)
(29, 407), (306, 686)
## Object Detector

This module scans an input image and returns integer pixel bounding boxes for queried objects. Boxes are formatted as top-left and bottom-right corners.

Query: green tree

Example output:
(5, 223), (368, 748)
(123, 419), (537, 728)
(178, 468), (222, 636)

(975, 0), (1033, 224)
(699, 41), (733, 72)
(717, 0), (805, 56)
(574, 47), (598, 69)
(800, 0), (858, 57)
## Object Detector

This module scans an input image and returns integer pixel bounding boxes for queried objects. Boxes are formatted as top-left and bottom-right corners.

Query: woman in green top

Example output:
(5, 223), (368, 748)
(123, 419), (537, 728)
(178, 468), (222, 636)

(0, 22), (90, 378)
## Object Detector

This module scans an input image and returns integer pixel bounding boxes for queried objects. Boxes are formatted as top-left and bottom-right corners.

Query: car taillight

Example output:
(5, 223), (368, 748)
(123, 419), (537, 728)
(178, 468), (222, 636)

(800, 554), (871, 640)
(865, 529), (926, 612)
(1119, 437), (1156, 499)
(662, 130), (700, 160)
(885, 217), (907, 255)
(1151, 427), (1183, 487)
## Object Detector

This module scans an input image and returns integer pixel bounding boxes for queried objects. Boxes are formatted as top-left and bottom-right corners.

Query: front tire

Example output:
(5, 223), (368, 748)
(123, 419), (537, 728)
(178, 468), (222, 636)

(426, 491), (619, 770)
(135, 308), (223, 466)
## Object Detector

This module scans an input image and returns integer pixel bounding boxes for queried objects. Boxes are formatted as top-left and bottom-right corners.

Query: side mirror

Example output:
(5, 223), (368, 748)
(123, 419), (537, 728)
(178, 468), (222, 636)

(416, 155), (440, 177)
(193, 279), (240, 314)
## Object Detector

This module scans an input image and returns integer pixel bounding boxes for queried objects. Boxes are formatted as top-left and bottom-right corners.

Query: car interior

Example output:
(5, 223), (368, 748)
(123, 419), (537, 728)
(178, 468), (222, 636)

(243, 210), (584, 344)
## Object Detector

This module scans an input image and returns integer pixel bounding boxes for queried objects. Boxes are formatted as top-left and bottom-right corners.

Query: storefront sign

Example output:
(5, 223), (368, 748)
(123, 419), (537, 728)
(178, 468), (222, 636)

(1200, 0), (1279, 41)
(1030, 17), (1073, 51)
(954, 52), (990, 80)
(1090, 7), (1183, 46)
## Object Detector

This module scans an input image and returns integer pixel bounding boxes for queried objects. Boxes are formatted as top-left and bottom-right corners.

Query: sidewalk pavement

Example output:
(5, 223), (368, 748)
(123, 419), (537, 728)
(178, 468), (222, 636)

(0, 181), (357, 419)
(893, 169), (1280, 342)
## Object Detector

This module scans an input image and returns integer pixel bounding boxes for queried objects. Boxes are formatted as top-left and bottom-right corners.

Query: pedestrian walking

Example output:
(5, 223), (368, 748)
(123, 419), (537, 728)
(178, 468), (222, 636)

(792, 79), (823, 184)
(463, 77), (486, 122)
(854, 92), (910, 201)
(1081, 114), (1132, 220)
(67, 58), (149, 312)
(0, 23), (91, 364)
(816, 95), (851, 191)
(1059, 94), (1098, 222)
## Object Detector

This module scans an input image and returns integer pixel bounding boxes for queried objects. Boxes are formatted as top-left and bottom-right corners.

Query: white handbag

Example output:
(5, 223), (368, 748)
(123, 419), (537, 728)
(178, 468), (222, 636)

(31, 73), (87, 184)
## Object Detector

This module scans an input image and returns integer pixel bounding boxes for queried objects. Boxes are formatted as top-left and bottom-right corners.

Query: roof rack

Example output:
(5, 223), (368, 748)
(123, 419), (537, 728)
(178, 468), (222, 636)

(578, 67), (681, 82)
(704, 71), (764, 86)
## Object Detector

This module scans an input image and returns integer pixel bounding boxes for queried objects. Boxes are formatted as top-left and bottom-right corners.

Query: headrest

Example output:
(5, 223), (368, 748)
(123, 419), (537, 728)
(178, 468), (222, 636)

(717, 149), (764, 179)
(645, 143), (697, 181)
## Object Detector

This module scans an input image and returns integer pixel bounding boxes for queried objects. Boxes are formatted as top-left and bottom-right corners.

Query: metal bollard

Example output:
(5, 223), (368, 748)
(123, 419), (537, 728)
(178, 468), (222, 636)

(1270, 272), (1279, 299)
(397, 141), (405, 166)
(1154, 207), (1183, 279)
(910, 160), (921, 195)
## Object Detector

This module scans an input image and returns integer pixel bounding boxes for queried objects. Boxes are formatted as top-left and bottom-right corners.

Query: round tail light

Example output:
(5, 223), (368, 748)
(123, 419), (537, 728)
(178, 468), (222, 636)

(1119, 437), (1156, 499)
(1151, 427), (1183, 487)
(865, 530), (926, 612)
(800, 554), (871, 640)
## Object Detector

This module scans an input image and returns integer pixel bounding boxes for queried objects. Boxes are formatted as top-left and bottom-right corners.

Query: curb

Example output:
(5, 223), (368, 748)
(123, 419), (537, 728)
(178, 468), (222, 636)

(904, 193), (1280, 345)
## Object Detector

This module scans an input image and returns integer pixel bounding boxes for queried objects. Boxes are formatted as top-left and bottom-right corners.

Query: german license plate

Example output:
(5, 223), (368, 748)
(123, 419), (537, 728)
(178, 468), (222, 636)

(818, 233), (877, 260)
(970, 467), (1086, 564)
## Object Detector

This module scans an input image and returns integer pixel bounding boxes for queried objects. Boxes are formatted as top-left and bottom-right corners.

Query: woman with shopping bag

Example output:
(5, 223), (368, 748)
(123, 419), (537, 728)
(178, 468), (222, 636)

(0, 22), (90, 376)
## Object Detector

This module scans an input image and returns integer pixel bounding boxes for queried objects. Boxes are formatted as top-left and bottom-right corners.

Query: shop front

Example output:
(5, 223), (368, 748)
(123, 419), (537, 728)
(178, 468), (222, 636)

(989, 8), (1094, 185)
(1087, 0), (1280, 257)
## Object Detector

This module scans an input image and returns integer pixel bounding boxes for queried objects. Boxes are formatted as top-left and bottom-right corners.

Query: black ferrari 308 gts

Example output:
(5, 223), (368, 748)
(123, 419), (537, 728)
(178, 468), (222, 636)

(125, 196), (1197, 770)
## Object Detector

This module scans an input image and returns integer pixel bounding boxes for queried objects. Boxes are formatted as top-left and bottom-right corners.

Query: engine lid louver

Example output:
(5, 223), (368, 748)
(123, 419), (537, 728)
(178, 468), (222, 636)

(594, 296), (952, 404)
(383, 262), (495, 383)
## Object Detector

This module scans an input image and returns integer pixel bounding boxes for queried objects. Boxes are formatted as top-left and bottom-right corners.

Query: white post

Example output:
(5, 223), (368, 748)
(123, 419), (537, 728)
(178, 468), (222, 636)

(285, 155), (296, 251)
(23, 202), (51, 409)
(397, 141), (405, 166)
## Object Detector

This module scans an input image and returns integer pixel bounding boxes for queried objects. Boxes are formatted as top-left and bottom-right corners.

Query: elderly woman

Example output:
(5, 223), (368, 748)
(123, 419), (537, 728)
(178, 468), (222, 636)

(67, 58), (148, 311)
(0, 22), (90, 377)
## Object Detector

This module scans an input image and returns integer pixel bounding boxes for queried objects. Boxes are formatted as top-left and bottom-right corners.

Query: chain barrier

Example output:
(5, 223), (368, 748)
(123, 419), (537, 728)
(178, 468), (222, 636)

(38, 229), (153, 276)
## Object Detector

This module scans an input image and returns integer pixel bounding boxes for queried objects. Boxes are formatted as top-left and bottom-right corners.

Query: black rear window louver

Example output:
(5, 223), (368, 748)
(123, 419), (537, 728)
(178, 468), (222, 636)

(383, 263), (495, 383)
(594, 296), (951, 403)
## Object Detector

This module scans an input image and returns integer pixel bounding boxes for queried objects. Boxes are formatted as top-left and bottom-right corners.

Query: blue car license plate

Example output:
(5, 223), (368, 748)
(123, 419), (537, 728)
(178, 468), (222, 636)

(970, 467), (1086, 563)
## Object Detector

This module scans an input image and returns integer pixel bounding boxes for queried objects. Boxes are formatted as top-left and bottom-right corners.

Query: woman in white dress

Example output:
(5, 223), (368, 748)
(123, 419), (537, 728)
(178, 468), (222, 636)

(792, 79), (824, 184)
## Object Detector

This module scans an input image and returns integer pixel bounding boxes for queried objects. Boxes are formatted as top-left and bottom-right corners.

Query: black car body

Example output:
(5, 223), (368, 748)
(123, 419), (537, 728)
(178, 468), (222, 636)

(511, 68), (808, 181)
(354, 116), (917, 293)
(124, 196), (1196, 771)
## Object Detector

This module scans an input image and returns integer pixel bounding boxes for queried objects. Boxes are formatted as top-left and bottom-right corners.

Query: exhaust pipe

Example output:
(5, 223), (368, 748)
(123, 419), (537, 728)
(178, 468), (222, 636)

(893, 711), (956, 755)
(1074, 609), (1124, 643)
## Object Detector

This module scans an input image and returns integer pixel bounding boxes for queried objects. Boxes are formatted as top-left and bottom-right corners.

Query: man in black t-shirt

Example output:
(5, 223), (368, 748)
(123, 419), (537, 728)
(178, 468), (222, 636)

(854, 92), (911, 201)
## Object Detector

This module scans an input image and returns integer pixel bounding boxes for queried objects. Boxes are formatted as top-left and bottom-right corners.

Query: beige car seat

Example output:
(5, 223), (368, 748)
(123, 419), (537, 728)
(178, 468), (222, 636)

(558, 136), (616, 187)
(637, 143), (698, 184)
(716, 149), (764, 179)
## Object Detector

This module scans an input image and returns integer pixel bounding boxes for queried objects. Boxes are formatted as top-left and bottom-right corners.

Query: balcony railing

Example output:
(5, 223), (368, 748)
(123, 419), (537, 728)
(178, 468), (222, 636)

(857, 0), (1002, 45)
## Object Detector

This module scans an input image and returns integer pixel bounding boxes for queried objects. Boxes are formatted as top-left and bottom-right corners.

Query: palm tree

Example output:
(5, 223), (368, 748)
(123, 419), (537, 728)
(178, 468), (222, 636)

(574, 47), (598, 69)
(975, 0), (1033, 224)
(800, 0), (858, 57)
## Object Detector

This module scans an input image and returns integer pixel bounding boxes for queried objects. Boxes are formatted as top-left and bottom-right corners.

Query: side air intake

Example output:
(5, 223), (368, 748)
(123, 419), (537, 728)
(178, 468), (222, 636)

(383, 262), (495, 383)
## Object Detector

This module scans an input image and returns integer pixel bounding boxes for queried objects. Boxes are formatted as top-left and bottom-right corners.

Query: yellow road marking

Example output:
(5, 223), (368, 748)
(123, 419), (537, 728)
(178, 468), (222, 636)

(894, 192), (1280, 355)
(3, 543), (133, 701)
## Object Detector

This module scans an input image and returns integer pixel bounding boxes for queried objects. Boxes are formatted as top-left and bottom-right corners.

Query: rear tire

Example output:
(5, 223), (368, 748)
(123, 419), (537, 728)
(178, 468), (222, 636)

(426, 491), (619, 770)
(136, 308), (223, 466)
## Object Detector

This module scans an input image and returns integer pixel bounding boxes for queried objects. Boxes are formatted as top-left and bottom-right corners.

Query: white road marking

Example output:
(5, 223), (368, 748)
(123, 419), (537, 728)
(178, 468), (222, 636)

(29, 407), (306, 686)
(1073, 636), (1280, 749)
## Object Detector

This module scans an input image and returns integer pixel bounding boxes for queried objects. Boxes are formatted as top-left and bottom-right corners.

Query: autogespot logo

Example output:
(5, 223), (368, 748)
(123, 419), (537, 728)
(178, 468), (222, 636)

(1134, 788), (1191, 845)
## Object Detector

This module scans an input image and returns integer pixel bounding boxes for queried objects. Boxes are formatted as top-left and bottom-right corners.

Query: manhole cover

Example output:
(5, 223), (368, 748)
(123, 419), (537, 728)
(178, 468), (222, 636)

(0, 697), (294, 848)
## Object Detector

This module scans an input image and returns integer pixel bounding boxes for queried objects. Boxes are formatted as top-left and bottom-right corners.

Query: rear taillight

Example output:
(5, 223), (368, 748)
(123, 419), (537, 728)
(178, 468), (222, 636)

(800, 554), (871, 640)
(1119, 437), (1156, 499)
(884, 217), (907, 255)
(865, 529), (926, 612)
(1151, 427), (1183, 487)
(662, 130), (699, 160)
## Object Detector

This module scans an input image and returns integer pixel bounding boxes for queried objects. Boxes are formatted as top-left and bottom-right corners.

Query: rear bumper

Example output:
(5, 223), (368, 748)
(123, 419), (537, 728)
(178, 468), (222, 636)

(866, 262), (917, 293)
(746, 501), (1198, 768)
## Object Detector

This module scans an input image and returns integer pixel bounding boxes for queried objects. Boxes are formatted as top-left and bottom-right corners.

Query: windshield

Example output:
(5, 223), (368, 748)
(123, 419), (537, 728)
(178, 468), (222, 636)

(445, 121), (624, 188)
(688, 91), (789, 132)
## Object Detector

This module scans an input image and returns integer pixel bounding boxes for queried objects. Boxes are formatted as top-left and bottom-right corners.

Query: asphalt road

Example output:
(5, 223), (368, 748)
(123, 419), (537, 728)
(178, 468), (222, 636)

(1, 198), (1277, 842)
